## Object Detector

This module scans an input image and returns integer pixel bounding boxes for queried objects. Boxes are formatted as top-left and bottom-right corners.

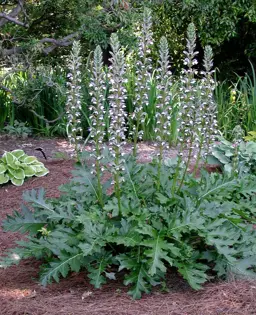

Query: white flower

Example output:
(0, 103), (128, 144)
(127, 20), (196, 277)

(66, 41), (83, 152)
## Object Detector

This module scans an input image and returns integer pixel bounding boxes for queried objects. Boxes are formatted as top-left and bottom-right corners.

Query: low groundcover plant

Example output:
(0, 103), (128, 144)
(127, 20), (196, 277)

(1, 8), (256, 300)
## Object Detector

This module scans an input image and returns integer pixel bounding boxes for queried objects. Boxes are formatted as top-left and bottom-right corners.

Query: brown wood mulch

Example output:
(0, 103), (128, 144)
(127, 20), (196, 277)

(0, 136), (256, 315)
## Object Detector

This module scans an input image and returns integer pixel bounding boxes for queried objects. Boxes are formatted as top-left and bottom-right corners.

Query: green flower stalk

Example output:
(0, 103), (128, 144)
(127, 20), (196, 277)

(131, 7), (153, 156)
(88, 45), (106, 207)
(108, 33), (127, 214)
(231, 125), (244, 176)
(66, 41), (83, 160)
(155, 36), (172, 189)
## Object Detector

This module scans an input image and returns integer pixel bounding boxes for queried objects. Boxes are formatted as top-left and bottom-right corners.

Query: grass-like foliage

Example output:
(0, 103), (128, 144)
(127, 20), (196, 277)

(1, 153), (256, 299)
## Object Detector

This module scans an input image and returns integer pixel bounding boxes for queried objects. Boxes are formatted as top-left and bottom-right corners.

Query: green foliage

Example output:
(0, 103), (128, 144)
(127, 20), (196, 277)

(0, 79), (12, 130)
(0, 150), (49, 186)
(3, 120), (32, 138)
(244, 131), (256, 142)
(14, 68), (67, 136)
(0, 1), (136, 63)
(144, 0), (256, 77)
(0, 67), (68, 136)
(208, 138), (256, 175)
(2, 153), (256, 298)
(2, 0), (256, 80)
(215, 62), (256, 138)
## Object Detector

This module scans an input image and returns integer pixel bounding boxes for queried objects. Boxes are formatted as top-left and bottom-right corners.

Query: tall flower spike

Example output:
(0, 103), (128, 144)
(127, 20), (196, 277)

(88, 45), (106, 206)
(155, 36), (172, 190)
(201, 45), (217, 157)
(108, 33), (127, 213)
(89, 45), (106, 164)
(109, 33), (127, 158)
(174, 23), (200, 192)
(177, 22), (199, 154)
(192, 45), (217, 174)
(132, 7), (153, 156)
(155, 36), (172, 153)
(66, 41), (83, 159)
(179, 23), (198, 146)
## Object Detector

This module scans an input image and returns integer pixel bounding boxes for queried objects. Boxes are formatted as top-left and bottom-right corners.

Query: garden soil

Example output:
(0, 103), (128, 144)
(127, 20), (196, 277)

(0, 137), (255, 315)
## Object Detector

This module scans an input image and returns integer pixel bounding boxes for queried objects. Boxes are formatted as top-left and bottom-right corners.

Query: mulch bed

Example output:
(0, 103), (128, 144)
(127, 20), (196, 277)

(0, 137), (255, 315)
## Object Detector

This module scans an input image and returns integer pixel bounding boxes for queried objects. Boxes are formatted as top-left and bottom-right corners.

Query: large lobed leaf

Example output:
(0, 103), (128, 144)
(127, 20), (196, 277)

(2, 205), (47, 234)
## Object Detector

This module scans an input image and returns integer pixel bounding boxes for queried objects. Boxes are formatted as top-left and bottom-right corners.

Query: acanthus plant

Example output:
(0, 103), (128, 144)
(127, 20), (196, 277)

(66, 41), (83, 159)
(2, 11), (256, 301)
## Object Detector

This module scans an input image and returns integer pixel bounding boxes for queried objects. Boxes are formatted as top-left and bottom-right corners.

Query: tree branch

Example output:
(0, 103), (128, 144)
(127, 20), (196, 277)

(0, 13), (28, 28)
(29, 109), (65, 124)
(40, 32), (80, 54)
(0, 0), (24, 27)
(0, 84), (20, 104)
(0, 84), (12, 93)
(1, 32), (80, 56)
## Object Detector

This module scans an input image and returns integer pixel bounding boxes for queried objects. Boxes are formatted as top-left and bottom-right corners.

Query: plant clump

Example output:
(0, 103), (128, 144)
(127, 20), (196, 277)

(3, 121), (33, 139)
(0, 150), (49, 186)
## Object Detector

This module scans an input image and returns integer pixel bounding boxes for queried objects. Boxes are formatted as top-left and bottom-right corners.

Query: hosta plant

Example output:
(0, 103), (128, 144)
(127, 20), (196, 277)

(1, 153), (256, 299)
(3, 121), (32, 139)
(0, 150), (49, 186)
(208, 138), (256, 175)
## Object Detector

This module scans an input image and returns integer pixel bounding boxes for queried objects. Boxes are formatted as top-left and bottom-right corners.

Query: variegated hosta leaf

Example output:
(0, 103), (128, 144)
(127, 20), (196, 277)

(8, 168), (25, 180)
(35, 167), (49, 177)
(9, 175), (24, 186)
(24, 156), (38, 165)
(5, 152), (16, 165)
(31, 161), (44, 167)
(4, 152), (19, 170)
(0, 164), (7, 174)
(31, 165), (44, 173)
(0, 173), (9, 184)
(11, 150), (25, 160)
(19, 154), (29, 162)
(22, 165), (36, 177)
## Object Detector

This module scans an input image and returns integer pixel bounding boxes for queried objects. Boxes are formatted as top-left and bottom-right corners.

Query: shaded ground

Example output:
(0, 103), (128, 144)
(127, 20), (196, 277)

(0, 135), (197, 164)
(0, 137), (255, 315)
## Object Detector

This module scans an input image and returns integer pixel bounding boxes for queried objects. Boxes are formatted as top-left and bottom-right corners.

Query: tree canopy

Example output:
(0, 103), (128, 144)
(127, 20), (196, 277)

(1, 0), (256, 77)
